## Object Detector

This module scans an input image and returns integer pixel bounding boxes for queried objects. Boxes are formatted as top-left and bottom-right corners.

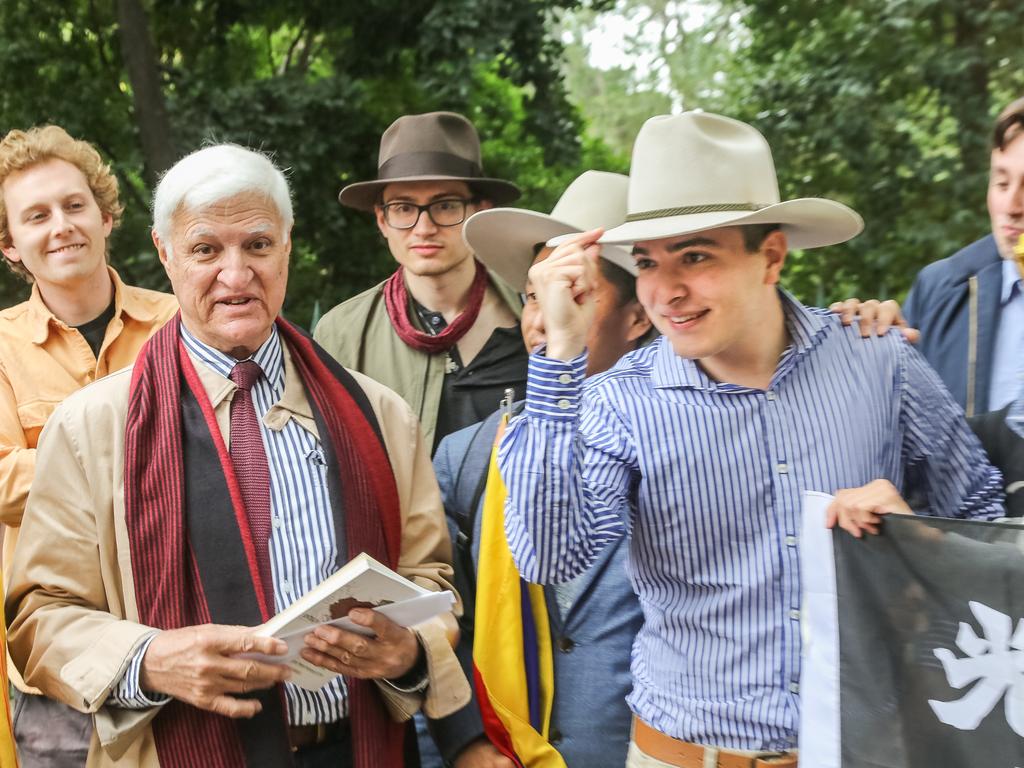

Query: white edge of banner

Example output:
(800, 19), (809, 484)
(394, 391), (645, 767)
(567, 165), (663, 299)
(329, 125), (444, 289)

(799, 490), (841, 768)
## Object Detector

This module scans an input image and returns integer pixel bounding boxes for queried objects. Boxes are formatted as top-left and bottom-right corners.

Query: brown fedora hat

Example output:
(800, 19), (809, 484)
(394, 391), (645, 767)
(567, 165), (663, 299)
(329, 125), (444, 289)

(338, 111), (521, 211)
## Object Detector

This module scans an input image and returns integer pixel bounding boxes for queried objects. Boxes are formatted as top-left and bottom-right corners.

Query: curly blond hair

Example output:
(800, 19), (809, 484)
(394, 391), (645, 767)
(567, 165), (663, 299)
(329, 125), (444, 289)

(0, 125), (123, 282)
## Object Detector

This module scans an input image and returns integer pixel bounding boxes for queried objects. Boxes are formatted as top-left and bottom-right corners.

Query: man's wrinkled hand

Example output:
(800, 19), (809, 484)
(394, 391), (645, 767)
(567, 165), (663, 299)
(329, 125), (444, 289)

(140, 624), (290, 718)
(829, 297), (920, 344)
(529, 228), (602, 362)
(300, 609), (421, 680)
(825, 479), (914, 538)
(454, 737), (517, 768)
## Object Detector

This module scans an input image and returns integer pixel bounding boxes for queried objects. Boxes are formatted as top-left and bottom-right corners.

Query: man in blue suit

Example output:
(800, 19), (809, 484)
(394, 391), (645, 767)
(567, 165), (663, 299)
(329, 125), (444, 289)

(426, 172), (652, 768)
(904, 95), (1024, 416)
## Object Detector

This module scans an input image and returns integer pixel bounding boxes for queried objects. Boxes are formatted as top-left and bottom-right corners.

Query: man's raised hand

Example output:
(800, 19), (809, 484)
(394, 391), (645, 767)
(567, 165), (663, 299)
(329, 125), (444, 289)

(530, 228), (603, 362)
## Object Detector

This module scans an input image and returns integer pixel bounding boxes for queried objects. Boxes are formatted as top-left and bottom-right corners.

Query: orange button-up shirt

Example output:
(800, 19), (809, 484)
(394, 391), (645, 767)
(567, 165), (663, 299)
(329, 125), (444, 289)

(0, 266), (178, 535)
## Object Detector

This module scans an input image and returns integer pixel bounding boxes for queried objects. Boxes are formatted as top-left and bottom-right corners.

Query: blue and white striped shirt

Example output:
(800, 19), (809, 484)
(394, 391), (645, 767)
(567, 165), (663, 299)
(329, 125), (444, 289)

(498, 291), (1003, 751)
(111, 324), (347, 725)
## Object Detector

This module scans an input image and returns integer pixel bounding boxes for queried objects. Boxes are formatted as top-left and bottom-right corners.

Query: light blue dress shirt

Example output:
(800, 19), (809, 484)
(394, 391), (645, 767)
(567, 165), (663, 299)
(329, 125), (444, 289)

(498, 291), (1003, 751)
(987, 258), (1024, 410)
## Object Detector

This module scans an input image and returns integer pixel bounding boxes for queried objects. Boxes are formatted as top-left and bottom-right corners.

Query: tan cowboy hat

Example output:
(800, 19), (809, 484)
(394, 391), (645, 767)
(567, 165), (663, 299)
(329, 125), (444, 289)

(463, 171), (635, 293)
(338, 111), (521, 211)
(596, 111), (863, 248)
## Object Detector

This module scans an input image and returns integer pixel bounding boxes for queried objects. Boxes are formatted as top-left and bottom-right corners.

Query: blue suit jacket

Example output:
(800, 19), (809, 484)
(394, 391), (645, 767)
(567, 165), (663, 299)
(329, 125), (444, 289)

(903, 235), (1003, 415)
(428, 407), (642, 767)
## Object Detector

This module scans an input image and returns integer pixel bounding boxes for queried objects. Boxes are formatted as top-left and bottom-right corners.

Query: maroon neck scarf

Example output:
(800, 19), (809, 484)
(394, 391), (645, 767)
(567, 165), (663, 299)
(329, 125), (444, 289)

(383, 258), (489, 353)
(124, 315), (405, 768)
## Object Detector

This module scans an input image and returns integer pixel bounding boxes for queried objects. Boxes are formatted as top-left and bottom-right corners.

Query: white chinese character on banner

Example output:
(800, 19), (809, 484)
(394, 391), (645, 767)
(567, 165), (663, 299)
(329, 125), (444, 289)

(928, 601), (1024, 736)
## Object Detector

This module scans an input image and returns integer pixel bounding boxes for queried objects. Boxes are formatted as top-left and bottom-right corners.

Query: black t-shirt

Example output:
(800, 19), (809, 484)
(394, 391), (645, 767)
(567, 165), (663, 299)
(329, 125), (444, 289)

(73, 299), (116, 358)
(413, 301), (528, 452)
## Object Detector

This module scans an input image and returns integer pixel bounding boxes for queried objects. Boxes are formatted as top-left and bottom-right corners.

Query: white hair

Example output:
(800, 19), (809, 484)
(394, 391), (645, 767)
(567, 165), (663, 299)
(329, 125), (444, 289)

(152, 143), (293, 254)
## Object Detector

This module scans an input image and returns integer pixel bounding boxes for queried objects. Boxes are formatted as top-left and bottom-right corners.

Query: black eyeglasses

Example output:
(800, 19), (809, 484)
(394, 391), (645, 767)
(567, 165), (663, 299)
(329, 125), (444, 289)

(380, 198), (474, 230)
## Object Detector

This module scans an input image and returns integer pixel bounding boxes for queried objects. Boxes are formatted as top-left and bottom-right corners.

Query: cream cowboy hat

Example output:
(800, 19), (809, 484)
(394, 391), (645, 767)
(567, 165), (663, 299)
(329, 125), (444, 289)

(595, 111), (863, 248)
(463, 171), (635, 293)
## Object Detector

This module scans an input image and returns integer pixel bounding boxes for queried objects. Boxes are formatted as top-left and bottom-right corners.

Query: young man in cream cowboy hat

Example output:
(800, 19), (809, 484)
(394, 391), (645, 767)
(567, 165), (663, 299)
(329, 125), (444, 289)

(496, 112), (1005, 767)
(315, 112), (527, 451)
(427, 170), (651, 768)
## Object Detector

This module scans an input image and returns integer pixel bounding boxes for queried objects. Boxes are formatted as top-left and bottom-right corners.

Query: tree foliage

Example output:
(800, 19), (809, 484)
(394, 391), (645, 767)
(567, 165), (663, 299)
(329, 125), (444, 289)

(561, 0), (1024, 304)
(0, 0), (608, 324)
(730, 0), (1024, 303)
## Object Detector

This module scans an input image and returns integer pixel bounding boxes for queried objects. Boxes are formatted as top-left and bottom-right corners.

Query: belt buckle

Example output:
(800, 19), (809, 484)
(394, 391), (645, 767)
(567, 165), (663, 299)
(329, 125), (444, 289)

(289, 723), (333, 752)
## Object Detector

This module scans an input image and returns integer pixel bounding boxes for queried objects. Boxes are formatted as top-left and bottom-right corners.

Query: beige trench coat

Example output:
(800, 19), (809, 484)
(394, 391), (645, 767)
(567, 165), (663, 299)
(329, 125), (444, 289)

(5, 343), (470, 767)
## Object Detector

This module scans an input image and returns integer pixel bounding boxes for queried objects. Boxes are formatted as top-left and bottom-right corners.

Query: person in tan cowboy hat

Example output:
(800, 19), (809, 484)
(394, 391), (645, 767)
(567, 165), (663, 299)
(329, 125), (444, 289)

(315, 112), (526, 452)
(425, 171), (651, 768)
(495, 112), (1005, 767)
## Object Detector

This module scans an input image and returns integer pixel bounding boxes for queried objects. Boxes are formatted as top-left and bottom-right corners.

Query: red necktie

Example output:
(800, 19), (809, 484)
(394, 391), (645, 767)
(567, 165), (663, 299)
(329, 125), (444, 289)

(229, 360), (275, 614)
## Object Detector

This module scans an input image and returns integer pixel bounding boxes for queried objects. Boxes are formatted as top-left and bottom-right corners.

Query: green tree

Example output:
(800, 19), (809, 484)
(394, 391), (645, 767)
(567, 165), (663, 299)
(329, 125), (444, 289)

(559, 0), (744, 156)
(560, 0), (1024, 304)
(727, 0), (1024, 303)
(0, 0), (609, 324)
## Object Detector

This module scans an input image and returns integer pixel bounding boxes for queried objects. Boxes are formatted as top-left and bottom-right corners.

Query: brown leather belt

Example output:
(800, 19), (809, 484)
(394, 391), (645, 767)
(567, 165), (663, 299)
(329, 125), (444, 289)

(288, 720), (350, 752)
(633, 717), (797, 768)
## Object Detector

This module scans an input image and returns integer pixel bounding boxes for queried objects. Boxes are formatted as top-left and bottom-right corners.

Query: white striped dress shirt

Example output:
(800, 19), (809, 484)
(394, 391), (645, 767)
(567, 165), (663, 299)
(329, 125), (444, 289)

(111, 325), (347, 725)
(498, 291), (1004, 751)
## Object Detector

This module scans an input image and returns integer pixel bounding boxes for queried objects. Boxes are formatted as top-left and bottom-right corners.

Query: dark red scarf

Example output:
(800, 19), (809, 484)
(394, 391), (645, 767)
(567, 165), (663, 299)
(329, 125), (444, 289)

(383, 258), (489, 353)
(124, 315), (404, 768)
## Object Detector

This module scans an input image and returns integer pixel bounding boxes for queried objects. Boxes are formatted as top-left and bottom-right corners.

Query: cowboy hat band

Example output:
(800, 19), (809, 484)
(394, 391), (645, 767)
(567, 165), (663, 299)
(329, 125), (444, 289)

(625, 203), (764, 222)
(376, 151), (482, 181)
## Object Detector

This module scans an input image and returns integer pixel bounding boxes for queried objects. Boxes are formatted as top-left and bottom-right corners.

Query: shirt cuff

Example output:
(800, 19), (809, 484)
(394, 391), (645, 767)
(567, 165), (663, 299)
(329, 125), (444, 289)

(524, 349), (587, 420)
(381, 639), (429, 694)
(106, 632), (171, 709)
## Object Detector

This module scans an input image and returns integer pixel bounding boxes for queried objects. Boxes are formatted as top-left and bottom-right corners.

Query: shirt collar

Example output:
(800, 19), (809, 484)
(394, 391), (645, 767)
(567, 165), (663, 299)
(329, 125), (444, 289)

(1000, 257), (1023, 305)
(27, 266), (155, 345)
(651, 288), (829, 391)
(178, 322), (285, 394)
(26, 283), (56, 345)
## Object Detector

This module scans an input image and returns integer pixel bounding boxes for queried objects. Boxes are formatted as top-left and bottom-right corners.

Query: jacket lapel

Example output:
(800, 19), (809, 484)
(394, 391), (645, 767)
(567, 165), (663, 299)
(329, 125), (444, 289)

(973, 257), (1003, 414)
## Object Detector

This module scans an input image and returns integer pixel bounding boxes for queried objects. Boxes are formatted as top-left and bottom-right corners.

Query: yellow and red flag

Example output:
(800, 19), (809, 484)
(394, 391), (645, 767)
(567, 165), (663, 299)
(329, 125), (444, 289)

(472, 418), (567, 768)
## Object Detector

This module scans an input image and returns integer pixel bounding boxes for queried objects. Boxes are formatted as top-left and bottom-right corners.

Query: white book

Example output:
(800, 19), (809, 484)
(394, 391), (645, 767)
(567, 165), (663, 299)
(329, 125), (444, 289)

(243, 552), (455, 691)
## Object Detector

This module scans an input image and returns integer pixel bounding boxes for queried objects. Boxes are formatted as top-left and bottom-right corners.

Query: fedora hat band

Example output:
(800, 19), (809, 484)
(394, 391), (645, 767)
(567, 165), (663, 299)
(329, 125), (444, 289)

(624, 202), (767, 223)
(377, 151), (483, 181)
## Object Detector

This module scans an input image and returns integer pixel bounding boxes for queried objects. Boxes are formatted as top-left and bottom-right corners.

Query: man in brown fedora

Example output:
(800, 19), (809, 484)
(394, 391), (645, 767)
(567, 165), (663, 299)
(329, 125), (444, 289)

(315, 112), (528, 451)
(496, 112), (1004, 767)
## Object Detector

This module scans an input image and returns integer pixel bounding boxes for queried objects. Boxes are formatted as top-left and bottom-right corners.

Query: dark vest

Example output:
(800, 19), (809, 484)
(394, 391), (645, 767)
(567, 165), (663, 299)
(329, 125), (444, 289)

(969, 406), (1024, 518)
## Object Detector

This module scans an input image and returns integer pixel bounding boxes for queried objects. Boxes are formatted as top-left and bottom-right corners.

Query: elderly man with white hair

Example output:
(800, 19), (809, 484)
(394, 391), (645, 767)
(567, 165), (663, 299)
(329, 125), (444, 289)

(6, 144), (468, 768)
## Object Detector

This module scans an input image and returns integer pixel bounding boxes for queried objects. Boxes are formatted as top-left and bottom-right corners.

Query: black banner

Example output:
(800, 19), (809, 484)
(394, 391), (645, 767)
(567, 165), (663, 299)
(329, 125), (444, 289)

(834, 516), (1024, 768)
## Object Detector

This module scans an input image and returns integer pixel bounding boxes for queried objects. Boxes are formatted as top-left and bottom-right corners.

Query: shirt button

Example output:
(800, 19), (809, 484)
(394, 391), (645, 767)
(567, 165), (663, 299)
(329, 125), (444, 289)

(558, 373), (572, 384)
(557, 398), (571, 410)
(766, 391), (777, 401)
(776, 463), (789, 474)
(784, 535), (797, 547)
(272, 517), (282, 530)
(557, 637), (575, 653)
(789, 609), (800, 620)
(789, 682), (800, 694)
(281, 579), (292, 593)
